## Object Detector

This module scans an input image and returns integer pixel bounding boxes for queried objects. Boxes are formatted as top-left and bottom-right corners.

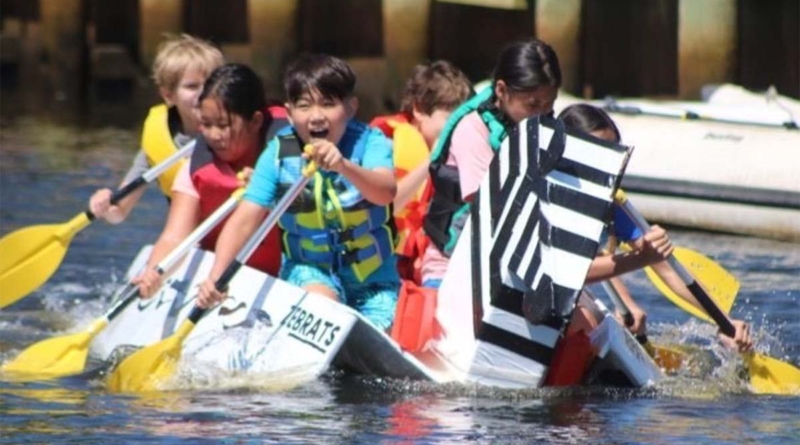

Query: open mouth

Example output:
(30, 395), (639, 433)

(309, 129), (329, 139)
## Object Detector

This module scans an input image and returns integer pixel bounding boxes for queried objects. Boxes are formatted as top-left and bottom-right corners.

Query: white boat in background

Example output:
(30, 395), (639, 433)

(91, 117), (661, 391)
(555, 84), (800, 242)
(703, 83), (800, 125)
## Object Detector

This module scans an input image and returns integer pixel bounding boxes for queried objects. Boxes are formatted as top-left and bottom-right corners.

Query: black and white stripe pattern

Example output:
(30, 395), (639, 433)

(464, 115), (631, 384)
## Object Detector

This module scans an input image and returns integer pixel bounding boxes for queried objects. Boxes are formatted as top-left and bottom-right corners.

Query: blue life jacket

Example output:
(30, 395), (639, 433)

(275, 126), (396, 282)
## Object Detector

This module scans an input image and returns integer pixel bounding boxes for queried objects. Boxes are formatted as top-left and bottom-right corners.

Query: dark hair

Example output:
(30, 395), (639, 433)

(400, 60), (474, 115)
(493, 39), (562, 93)
(283, 53), (356, 103)
(558, 104), (621, 143)
(200, 63), (270, 144)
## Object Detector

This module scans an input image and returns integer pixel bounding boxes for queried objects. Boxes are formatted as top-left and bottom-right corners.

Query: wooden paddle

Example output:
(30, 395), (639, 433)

(617, 190), (800, 395)
(0, 140), (196, 310)
(0, 188), (244, 379)
(599, 280), (685, 373)
(107, 160), (317, 393)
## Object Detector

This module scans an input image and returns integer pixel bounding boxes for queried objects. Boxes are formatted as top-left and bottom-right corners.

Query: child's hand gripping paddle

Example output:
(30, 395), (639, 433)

(0, 141), (196, 309)
(107, 159), (317, 393)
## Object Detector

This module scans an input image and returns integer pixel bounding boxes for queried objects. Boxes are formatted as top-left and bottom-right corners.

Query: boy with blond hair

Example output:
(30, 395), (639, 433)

(89, 34), (224, 223)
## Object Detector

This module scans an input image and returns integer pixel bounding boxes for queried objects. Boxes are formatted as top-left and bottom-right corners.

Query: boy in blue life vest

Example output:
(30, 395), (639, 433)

(197, 54), (400, 331)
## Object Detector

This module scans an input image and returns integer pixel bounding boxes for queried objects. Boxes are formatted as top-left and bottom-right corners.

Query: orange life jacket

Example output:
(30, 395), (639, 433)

(369, 114), (433, 282)
(390, 279), (440, 352)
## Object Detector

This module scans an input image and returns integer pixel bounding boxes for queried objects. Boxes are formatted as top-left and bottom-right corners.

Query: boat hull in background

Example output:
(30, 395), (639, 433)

(555, 84), (800, 242)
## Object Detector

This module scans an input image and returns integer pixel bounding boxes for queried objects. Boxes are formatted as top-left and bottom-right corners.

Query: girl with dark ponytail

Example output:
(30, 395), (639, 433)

(558, 104), (752, 351)
(422, 39), (562, 288)
(132, 63), (289, 298)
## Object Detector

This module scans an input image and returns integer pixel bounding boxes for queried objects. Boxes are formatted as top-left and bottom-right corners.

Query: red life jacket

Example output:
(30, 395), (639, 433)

(189, 106), (289, 276)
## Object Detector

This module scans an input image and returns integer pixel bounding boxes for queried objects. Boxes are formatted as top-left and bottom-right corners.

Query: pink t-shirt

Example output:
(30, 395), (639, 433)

(421, 111), (494, 284)
(171, 162), (200, 198)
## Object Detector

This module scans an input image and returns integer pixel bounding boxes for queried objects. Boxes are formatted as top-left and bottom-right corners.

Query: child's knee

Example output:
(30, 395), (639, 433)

(304, 283), (339, 302)
(357, 285), (399, 331)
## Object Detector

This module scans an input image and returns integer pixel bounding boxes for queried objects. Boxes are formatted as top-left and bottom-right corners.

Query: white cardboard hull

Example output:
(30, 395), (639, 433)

(92, 243), (660, 390)
(94, 246), (360, 381)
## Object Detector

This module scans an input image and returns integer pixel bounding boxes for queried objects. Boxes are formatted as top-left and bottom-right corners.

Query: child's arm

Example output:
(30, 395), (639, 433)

(610, 276), (647, 334)
(648, 260), (707, 316)
(197, 201), (269, 308)
(338, 161), (396, 206)
(394, 160), (430, 215)
(197, 142), (279, 308)
(585, 225), (673, 282)
(132, 191), (200, 297)
(89, 150), (149, 224)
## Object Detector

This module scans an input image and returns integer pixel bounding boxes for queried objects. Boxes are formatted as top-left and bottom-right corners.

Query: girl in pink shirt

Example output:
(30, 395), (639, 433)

(421, 39), (560, 287)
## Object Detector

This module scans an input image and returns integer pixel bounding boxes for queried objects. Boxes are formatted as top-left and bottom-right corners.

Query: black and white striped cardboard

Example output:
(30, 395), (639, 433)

(459, 115), (632, 385)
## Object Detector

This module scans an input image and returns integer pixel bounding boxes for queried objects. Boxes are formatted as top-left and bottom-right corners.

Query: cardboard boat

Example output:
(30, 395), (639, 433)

(92, 116), (662, 390)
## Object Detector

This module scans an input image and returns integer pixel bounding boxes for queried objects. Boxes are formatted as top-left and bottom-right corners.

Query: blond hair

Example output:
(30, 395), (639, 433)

(151, 34), (224, 92)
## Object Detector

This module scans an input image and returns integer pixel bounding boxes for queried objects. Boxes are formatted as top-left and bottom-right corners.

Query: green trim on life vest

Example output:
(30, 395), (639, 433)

(442, 204), (471, 254)
(275, 131), (396, 282)
(430, 87), (506, 166)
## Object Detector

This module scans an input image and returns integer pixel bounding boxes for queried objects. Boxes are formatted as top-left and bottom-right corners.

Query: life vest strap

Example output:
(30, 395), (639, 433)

(289, 205), (388, 246)
(286, 242), (385, 270)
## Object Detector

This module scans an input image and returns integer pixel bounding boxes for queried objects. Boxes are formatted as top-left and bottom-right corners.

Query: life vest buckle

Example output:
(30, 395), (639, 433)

(313, 228), (357, 247)
(337, 248), (360, 268)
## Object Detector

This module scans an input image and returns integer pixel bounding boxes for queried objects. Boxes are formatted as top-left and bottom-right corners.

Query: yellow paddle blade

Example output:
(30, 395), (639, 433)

(0, 223), (65, 275)
(107, 319), (195, 393)
(2, 332), (92, 378)
(643, 247), (739, 323)
(0, 319), (107, 378)
(0, 239), (70, 309)
(0, 213), (92, 309)
(644, 342), (686, 373)
(746, 353), (800, 395)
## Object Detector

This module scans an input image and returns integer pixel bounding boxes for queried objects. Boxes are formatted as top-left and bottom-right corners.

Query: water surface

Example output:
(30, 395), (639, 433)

(1, 113), (798, 444)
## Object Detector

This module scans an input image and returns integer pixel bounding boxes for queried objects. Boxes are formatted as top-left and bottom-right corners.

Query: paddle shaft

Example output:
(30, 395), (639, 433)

(105, 189), (244, 321)
(616, 191), (736, 337)
(87, 140), (197, 221)
(186, 163), (316, 325)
